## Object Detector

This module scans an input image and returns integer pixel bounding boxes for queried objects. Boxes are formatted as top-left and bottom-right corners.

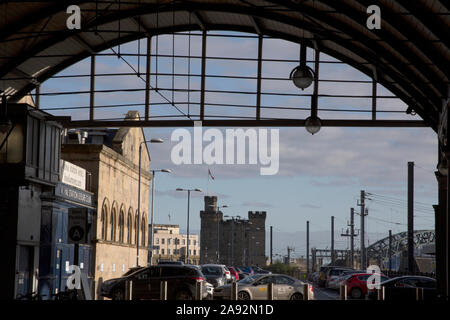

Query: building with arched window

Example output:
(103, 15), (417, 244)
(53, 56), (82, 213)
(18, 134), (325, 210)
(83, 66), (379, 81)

(61, 111), (151, 299)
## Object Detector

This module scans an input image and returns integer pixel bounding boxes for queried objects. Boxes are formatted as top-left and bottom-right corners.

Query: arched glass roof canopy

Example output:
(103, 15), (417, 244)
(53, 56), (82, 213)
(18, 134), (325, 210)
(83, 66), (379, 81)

(0, 0), (448, 130)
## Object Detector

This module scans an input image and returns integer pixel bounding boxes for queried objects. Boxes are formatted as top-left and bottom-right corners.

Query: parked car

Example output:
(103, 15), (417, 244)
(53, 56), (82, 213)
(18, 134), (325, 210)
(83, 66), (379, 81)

(205, 282), (214, 300)
(318, 266), (344, 287)
(325, 267), (354, 288)
(200, 264), (228, 287)
(238, 266), (254, 275)
(100, 265), (208, 300)
(251, 266), (271, 274)
(121, 266), (145, 277)
(345, 273), (390, 299)
(227, 266), (240, 281)
(367, 276), (437, 300)
(158, 261), (184, 265)
(214, 274), (312, 300)
(333, 270), (365, 290)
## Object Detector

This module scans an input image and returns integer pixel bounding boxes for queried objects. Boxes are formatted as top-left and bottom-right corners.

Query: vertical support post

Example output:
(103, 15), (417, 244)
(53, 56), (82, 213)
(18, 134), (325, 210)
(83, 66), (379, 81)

(126, 280), (133, 300)
(186, 190), (190, 264)
(312, 248), (316, 272)
(231, 281), (238, 300)
(145, 36), (151, 121)
(196, 281), (202, 300)
(89, 55), (96, 121)
(388, 230), (392, 271)
(372, 79), (377, 120)
(270, 226), (273, 265)
(306, 221), (310, 274)
(137, 144), (142, 267)
(268, 282), (274, 300)
(35, 84), (40, 109)
(149, 170), (155, 266)
(311, 49), (320, 118)
(434, 169), (447, 299)
(377, 287), (384, 301)
(408, 161), (415, 273)
(200, 30), (207, 121)
(256, 35), (263, 120)
(303, 284), (309, 301)
(331, 216), (335, 265)
(339, 284), (346, 300)
(160, 280), (167, 300)
(350, 208), (354, 269)
(360, 190), (366, 269)
(416, 287), (424, 301)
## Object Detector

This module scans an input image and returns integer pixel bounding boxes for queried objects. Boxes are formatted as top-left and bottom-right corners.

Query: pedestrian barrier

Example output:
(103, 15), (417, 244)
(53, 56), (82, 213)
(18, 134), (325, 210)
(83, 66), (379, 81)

(231, 282), (238, 300)
(160, 281), (167, 300)
(125, 280), (133, 300)
(268, 283), (274, 300)
(339, 284), (347, 300)
(195, 281), (202, 300)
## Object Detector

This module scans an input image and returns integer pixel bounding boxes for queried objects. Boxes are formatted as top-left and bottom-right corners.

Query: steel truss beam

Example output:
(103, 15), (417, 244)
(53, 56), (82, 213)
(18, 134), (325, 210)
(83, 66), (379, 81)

(58, 119), (427, 128)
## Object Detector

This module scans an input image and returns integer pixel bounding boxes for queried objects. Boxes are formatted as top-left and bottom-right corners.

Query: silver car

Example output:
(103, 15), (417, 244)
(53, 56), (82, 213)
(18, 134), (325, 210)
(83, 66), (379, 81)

(214, 274), (313, 300)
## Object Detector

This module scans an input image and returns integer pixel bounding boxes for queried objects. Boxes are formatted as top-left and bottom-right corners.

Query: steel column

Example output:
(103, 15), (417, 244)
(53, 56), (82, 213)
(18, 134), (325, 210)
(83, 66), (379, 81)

(145, 36), (151, 121)
(89, 55), (96, 121)
(200, 30), (207, 121)
(408, 161), (415, 273)
(256, 35), (263, 120)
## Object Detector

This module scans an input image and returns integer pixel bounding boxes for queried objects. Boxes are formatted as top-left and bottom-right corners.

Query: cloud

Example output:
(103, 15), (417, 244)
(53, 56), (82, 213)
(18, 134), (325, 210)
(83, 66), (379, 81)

(300, 203), (321, 209)
(241, 201), (274, 208)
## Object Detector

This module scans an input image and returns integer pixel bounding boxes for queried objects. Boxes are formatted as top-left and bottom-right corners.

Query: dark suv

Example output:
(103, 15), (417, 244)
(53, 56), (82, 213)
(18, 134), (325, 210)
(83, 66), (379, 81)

(101, 265), (208, 300)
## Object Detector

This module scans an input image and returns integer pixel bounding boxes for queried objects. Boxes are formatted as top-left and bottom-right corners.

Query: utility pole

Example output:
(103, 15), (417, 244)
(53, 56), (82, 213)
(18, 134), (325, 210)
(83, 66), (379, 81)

(312, 248), (316, 272)
(269, 226), (273, 265)
(306, 221), (310, 274)
(331, 216), (335, 265)
(287, 246), (294, 264)
(388, 230), (392, 271)
(408, 161), (415, 273)
(341, 208), (357, 268)
(358, 190), (368, 269)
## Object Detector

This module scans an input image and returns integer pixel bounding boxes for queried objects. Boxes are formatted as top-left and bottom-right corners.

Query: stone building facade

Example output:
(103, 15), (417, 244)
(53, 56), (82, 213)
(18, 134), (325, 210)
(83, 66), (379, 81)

(61, 111), (151, 299)
(149, 224), (200, 265)
(200, 196), (266, 266)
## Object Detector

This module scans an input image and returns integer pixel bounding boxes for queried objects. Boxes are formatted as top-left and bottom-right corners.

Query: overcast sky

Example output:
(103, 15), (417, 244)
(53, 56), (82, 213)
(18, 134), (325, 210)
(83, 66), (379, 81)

(40, 31), (437, 258)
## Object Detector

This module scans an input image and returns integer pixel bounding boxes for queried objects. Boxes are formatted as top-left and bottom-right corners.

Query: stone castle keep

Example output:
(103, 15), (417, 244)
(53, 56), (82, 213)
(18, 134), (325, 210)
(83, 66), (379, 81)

(200, 196), (266, 266)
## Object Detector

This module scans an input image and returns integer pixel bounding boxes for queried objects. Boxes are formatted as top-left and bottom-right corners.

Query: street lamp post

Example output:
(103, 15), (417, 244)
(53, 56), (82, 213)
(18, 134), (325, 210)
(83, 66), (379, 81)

(210, 204), (228, 264)
(176, 188), (202, 264)
(149, 169), (171, 266)
(137, 138), (163, 267)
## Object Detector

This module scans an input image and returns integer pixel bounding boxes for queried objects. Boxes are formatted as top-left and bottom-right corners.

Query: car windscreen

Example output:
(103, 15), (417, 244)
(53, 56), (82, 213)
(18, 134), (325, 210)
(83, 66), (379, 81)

(201, 266), (222, 275)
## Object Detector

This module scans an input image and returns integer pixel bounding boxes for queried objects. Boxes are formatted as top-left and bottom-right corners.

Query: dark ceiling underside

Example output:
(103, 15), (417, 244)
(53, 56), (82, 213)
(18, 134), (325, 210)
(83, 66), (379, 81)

(0, 0), (448, 130)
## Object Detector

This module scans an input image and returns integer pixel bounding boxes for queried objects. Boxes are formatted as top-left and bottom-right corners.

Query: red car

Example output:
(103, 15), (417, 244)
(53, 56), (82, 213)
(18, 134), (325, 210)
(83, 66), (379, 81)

(345, 273), (390, 299)
(227, 266), (239, 281)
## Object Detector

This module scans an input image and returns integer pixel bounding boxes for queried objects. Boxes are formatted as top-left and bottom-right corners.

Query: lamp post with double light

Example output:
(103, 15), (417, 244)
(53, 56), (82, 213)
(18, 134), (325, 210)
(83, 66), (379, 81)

(136, 138), (163, 267)
(149, 169), (172, 266)
(176, 188), (202, 264)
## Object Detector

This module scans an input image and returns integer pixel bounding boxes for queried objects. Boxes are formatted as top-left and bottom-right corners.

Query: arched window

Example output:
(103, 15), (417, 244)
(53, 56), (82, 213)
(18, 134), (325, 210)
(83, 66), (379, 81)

(135, 212), (139, 245)
(118, 209), (124, 243)
(141, 216), (146, 246)
(127, 209), (133, 244)
(110, 207), (116, 241)
(101, 204), (108, 240)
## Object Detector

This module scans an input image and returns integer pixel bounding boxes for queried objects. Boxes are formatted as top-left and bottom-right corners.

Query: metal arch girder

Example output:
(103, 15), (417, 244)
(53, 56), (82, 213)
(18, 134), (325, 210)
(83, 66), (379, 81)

(367, 230), (435, 263)
(0, 1), (442, 128)
(266, 0), (442, 118)
(11, 21), (434, 131)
